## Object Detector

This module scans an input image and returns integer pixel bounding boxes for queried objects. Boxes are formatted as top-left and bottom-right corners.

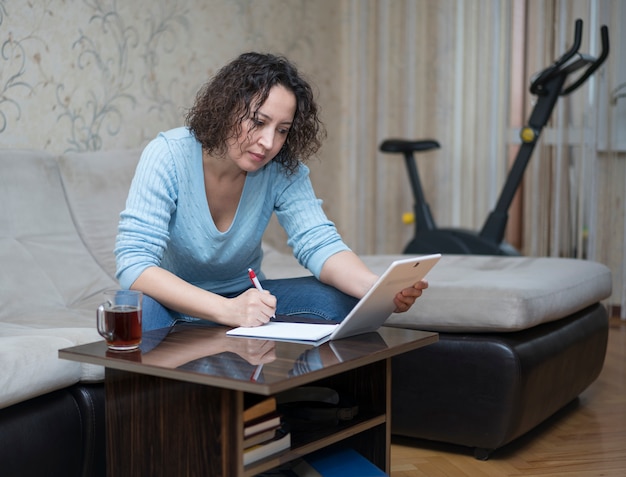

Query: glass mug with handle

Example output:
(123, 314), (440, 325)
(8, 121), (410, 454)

(97, 290), (143, 351)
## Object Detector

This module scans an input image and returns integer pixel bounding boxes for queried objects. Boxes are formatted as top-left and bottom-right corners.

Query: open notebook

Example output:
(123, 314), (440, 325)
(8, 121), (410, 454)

(226, 254), (441, 345)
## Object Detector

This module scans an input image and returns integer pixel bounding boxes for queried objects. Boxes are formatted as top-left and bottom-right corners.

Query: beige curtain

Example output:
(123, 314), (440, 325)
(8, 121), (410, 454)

(337, 0), (512, 254)
(521, 0), (624, 317)
(334, 0), (623, 314)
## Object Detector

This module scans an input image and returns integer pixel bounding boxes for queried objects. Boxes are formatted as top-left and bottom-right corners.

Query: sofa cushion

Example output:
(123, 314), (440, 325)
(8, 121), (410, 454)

(0, 334), (80, 409)
(261, 247), (612, 333)
(0, 149), (113, 407)
(0, 150), (117, 326)
(379, 254), (612, 332)
(0, 324), (105, 409)
(57, 149), (142, 279)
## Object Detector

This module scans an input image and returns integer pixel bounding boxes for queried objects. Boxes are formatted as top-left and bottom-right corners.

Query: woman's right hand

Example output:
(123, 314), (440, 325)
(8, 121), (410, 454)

(228, 288), (277, 327)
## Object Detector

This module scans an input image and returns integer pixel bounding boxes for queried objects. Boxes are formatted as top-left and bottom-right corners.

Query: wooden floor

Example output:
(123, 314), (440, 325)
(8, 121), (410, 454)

(390, 315), (626, 477)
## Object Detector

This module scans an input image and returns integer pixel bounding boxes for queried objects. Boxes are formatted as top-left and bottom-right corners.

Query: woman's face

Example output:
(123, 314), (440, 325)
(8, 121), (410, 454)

(227, 84), (296, 172)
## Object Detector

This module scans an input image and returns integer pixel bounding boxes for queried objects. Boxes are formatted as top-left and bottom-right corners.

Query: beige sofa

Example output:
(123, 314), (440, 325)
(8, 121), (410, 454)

(0, 148), (612, 476)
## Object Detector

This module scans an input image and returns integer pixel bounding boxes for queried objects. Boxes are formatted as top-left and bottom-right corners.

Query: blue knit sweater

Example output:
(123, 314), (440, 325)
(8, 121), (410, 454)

(115, 127), (349, 294)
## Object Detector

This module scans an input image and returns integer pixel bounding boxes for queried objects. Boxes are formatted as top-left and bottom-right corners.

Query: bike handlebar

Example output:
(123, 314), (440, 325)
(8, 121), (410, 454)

(561, 24), (609, 95)
(530, 19), (609, 96)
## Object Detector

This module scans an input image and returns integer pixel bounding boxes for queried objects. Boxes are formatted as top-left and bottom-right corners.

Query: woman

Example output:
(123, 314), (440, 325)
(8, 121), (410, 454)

(115, 52), (428, 332)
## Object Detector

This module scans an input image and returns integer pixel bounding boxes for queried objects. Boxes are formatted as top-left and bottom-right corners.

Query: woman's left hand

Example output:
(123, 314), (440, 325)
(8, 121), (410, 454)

(393, 279), (429, 313)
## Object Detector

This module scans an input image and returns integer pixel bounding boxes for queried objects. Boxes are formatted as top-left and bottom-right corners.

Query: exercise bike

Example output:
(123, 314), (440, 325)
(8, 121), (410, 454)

(380, 19), (609, 255)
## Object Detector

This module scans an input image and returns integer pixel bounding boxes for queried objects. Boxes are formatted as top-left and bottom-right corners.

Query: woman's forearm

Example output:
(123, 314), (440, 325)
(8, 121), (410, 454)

(131, 266), (275, 327)
(318, 250), (378, 299)
(130, 266), (231, 324)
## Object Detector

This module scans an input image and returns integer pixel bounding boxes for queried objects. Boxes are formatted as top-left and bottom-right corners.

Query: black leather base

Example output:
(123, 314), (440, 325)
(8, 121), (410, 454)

(69, 383), (106, 477)
(0, 383), (105, 477)
(390, 303), (609, 459)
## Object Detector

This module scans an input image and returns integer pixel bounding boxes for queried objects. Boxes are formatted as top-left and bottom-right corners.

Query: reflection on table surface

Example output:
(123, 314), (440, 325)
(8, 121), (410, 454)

(61, 322), (436, 392)
(133, 323), (392, 384)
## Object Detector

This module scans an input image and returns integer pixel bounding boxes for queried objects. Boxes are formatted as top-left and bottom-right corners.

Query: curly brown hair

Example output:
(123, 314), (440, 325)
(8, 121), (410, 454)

(185, 52), (326, 175)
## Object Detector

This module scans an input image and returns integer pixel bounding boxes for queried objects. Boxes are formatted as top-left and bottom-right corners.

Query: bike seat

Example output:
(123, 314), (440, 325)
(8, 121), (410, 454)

(380, 139), (440, 154)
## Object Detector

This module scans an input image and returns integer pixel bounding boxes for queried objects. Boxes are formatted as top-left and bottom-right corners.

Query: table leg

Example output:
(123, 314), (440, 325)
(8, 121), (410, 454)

(105, 369), (243, 477)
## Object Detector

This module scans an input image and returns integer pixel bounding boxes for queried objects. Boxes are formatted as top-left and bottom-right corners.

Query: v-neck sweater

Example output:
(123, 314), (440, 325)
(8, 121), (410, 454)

(115, 127), (349, 295)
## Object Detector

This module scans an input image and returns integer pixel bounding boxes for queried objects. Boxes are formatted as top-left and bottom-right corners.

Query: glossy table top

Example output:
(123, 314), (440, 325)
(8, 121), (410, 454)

(60, 323), (438, 394)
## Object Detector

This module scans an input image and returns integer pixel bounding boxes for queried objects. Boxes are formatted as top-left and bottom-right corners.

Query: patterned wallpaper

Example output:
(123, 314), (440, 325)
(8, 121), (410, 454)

(0, 0), (341, 153)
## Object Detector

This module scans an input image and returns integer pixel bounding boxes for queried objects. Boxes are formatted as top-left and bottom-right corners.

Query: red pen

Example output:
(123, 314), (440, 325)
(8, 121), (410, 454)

(248, 268), (276, 319)
(248, 268), (264, 292)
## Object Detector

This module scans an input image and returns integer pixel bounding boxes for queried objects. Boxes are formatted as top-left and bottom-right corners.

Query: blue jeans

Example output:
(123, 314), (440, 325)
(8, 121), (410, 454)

(141, 276), (359, 332)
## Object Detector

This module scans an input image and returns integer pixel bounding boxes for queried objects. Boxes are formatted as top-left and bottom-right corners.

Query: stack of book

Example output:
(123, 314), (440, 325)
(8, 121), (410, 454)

(243, 396), (291, 465)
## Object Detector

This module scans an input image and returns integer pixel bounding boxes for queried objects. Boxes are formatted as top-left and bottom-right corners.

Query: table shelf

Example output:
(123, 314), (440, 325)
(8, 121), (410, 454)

(244, 414), (387, 476)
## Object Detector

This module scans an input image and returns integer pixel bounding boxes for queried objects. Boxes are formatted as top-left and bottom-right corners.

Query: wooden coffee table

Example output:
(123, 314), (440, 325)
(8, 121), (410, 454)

(60, 323), (437, 477)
